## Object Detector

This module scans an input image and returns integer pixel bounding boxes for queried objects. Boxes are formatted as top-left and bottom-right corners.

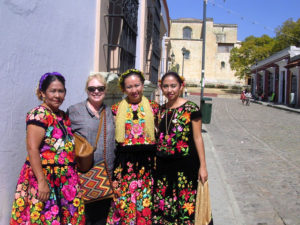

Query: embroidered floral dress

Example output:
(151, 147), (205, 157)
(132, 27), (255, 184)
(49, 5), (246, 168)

(107, 100), (159, 225)
(10, 106), (85, 225)
(153, 101), (202, 225)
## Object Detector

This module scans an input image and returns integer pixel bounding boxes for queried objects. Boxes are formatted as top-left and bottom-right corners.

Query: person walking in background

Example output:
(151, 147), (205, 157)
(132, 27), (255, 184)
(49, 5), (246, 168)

(153, 71), (213, 225)
(10, 72), (85, 225)
(106, 69), (159, 224)
(240, 89), (246, 105)
(67, 73), (116, 225)
(244, 89), (252, 106)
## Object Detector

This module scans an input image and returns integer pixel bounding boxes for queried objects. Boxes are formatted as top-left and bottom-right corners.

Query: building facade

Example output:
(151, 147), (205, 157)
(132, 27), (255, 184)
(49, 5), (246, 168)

(167, 18), (241, 86)
(251, 46), (300, 107)
(0, 1), (169, 223)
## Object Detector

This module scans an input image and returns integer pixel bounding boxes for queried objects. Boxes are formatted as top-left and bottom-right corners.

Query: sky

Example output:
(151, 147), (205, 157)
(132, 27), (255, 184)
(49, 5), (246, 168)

(166, 0), (300, 41)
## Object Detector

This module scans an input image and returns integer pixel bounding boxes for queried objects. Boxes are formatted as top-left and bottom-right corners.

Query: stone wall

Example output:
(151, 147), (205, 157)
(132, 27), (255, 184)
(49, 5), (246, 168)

(169, 18), (242, 86)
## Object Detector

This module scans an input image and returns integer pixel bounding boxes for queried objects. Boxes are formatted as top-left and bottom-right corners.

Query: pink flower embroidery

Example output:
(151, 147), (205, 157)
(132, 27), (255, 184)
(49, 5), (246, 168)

(129, 181), (138, 193)
(159, 200), (164, 210)
(52, 127), (63, 139)
(131, 124), (143, 136)
(45, 211), (52, 220)
(62, 185), (76, 201)
(112, 210), (121, 222)
(131, 104), (139, 111)
(58, 157), (65, 165)
(51, 220), (60, 225)
(51, 205), (59, 215)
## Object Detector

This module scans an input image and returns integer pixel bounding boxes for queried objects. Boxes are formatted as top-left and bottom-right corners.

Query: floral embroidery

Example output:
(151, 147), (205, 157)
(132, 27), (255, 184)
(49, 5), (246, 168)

(107, 100), (158, 225)
(112, 100), (159, 146)
(153, 101), (202, 224)
(157, 101), (199, 157)
(107, 162), (153, 225)
(153, 172), (197, 224)
(10, 106), (85, 225)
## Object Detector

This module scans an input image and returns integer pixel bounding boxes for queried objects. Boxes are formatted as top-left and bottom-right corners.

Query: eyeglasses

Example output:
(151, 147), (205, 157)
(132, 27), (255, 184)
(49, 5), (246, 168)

(87, 86), (105, 92)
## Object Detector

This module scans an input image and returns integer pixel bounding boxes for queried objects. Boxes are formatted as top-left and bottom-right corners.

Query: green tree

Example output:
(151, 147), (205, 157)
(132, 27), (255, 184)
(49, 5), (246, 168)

(229, 35), (275, 79)
(169, 63), (179, 73)
(272, 18), (300, 52)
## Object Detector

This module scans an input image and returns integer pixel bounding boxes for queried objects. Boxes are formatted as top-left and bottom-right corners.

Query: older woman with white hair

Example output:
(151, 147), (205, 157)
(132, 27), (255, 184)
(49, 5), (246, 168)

(67, 73), (115, 225)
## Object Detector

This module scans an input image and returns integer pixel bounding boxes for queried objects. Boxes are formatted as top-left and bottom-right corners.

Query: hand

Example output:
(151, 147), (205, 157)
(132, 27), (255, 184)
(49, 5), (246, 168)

(37, 179), (50, 202)
(198, 166), (208, 184)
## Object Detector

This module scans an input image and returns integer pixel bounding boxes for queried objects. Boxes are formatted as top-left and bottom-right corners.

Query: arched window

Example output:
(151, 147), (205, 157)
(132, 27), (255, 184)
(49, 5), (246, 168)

(221, 61), (225, 69)
(183, 27), (192, 39)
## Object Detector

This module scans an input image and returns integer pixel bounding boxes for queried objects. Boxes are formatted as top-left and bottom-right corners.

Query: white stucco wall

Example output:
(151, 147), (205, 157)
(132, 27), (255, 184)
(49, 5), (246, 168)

(0, 1), (97, 223)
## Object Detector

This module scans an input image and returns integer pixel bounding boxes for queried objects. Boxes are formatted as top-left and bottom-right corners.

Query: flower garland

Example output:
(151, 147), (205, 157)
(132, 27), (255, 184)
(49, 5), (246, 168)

(118, 69), (145, 91)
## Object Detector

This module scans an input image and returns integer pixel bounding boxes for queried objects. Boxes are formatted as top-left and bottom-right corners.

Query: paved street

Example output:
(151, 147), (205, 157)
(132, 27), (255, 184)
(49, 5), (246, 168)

(188, 96), (300, 225)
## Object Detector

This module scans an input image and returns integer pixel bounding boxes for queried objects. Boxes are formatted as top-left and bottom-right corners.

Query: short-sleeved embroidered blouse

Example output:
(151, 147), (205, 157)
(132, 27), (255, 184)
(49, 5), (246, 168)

(26, 105), (75, 165)
(157, 101), (201, 157)
(111, 100), (159, 146)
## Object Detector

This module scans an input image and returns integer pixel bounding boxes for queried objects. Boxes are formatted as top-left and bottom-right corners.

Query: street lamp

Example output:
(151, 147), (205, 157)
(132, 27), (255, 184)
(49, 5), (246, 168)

(200, 0), (207, 101)
(171, 52), (175, 64)
(181, 47), (186, 77)
(170, 52), (175, 71)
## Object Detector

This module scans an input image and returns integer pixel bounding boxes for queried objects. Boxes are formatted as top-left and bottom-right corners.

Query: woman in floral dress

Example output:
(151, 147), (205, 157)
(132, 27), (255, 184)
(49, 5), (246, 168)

(153, 72), (213, 225)
(106, 69), (159, 225)
(10, 72), (85, 225)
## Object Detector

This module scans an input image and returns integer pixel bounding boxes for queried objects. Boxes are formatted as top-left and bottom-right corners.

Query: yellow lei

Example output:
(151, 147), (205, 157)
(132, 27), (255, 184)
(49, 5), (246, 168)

(115, 96), (155, 143)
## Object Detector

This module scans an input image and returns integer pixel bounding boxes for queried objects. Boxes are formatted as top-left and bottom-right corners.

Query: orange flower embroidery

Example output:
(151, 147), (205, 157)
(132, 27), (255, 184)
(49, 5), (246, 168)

(183, 202), (195, 215)
(180, 111), (191, 124)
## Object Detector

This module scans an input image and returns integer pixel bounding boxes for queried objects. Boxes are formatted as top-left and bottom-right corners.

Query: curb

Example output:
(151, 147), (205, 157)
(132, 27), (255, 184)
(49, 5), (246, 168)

(251, 100), (300, 114)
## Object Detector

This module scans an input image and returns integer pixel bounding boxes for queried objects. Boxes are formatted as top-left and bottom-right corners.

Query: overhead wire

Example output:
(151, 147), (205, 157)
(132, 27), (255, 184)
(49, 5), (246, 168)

(207, 0), (300, 42)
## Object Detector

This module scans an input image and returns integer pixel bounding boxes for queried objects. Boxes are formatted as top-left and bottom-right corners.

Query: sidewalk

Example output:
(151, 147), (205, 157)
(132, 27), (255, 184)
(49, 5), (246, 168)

(251, 99), (300, 114)
(202, 127), (246, 225)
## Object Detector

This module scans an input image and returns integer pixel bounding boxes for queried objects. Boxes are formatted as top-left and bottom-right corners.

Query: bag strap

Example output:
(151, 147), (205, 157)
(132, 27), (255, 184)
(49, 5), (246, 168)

(102, 110), (114, 193)
(93, 109), (105, 149)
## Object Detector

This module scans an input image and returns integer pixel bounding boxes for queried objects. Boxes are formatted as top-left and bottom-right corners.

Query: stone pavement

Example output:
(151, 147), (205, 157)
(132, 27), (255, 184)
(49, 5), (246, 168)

(188, 95), (300, 225)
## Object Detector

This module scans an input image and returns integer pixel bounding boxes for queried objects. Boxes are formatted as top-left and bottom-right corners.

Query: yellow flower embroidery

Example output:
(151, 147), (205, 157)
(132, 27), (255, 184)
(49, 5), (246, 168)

(143, 198), (151, 208)
(126, 112), (133, 120)
(16, 198), (24, 207)
(30, 211), (40, 221)
(120, 200), (126, 209)
(35, 202), (43, 211)
(79, 204), (85, 215)
(138, 111), (145, 119)
(73, 198), (80, 207)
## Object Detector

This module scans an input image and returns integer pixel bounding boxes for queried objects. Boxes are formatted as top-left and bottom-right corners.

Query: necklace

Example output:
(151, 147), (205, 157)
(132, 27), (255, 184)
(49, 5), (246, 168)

(57, 119), (69, 139)
(165, 108), (176, 140)
(41, 103), (69, 140)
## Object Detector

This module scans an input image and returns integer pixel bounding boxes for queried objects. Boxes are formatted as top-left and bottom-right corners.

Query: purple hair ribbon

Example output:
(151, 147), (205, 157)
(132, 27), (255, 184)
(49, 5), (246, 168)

(39, 72), (64, 90)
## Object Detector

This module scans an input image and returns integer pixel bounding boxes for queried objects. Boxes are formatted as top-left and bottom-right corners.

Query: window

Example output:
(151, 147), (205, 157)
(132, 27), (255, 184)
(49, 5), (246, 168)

(106, 0), (138, 74)
(183, 27), (192, 39)
(221, 61), (225, 69)
(216, 34), (226, 42)
(218, 43), (234, 53)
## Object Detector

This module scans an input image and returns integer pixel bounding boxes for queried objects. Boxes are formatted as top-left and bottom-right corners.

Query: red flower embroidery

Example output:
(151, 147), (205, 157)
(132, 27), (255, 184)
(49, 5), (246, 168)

(176, 140), (188, 152)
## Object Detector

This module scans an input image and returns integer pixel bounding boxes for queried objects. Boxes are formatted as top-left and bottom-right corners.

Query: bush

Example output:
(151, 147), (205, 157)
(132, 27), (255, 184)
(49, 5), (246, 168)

(205, 84), (215, 88)
(231, 85), (242, 90)
(186, 83), (199, 87)
(216, 84), (228, 89)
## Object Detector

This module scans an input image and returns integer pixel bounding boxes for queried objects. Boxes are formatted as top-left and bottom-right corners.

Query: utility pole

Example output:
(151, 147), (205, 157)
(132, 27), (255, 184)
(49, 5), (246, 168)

(200, 0), (207, 102)
(181, 47), (186, 78)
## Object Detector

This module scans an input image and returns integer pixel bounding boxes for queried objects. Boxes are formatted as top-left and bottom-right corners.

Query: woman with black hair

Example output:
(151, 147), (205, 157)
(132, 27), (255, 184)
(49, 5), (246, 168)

(10, 72), (85, 225)
(106, 69), (159, 224)
(153, 72), (213, 225)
